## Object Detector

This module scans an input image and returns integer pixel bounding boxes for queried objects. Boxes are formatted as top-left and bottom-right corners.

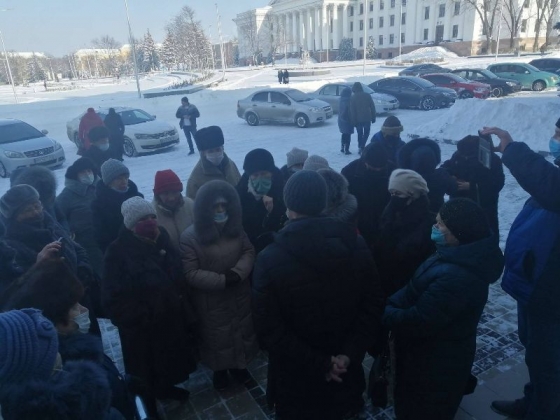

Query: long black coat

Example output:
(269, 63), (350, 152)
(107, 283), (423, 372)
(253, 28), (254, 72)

(252, 217), (384, 419)
(104, 112), (125, 160)
(91, 180), (143, 252)
(384, 236), (504, 419)
(101, 227), (197, 394)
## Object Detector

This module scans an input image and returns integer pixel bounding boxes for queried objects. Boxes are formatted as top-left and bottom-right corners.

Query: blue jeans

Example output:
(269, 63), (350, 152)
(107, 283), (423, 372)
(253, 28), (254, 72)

(182, 126), (196, 151)
(518, 303), (560, 420)
(355, 122), (371, 149)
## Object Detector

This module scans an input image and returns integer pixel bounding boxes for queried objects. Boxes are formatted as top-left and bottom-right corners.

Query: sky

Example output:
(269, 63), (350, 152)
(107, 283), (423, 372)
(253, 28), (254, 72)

(0, 0), (265, 56)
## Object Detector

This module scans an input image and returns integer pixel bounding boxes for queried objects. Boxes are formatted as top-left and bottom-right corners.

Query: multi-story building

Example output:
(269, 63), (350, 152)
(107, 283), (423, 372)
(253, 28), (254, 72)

(234, 0), (549, 62)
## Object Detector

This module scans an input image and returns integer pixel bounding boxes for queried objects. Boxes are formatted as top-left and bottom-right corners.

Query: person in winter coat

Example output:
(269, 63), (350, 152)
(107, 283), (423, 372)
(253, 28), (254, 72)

(78, 107), (104, 153)
(104, 108), (125, 161)
(481, 125), (560, 420)
(349, 82), (376, 154)
(186, 126), (241, 199)
(102, 197), (197, 409)
(397, 138), (458, 213)
(0, 309), (120, 420)
(342, 142), (393, 248)
(280, 147), (308, 183)
(152, 169), (194, 251)
(303, 154), (330, 171)
(252, 170), (385, 420)
(237, 148), (286, 252)
(56, 157), (104, 277)
(374, 169), (435, 297)
(277, 69), (283, 84)
(441, 135), (505, 241)
(384, 198), (504, 420)
(317, 168), (358, 224)
(82, 126), (114, 176)
(370, 115), (406, 165)
(91, 159), (143, 252)
(338, 86), (354, 155)
(180, 180), (258, 390)
(282, 69), (289, 84)
(176, 96), (200, 155)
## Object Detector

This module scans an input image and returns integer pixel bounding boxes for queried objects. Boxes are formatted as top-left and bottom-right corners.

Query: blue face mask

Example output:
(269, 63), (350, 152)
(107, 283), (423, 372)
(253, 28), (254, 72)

(213, 212), (228, 224)
(549, 138), (560, 159)
(250, 177), (272, 196)
(98, 143), (110, 152)
(431, 225), (447, 246)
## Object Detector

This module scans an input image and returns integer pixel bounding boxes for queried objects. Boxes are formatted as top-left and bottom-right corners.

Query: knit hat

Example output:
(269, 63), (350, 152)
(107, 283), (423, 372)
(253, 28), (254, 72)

(284, 170), (327, 216)
(303, 155), (329, 171)
(89, 126), (110, 143)
(101, 159), (129, 185)
(243, 148), (276, 174)
(286, 147), (309, 169)
(194, 126), (225, 151)
(381, 116), (404, 137)
(153, 169), (183, 195)
(121, 197), (156, 229)
(362, 142), (389, 168)
(439, 198), (492, 244)
(0, 308), (59, 384)
(0, 185), (40, 219)
(388, 169), (429, 199)
(65, 157), (96, 180)
(317, 168), (349, 208)
(457, 135), (480, 157)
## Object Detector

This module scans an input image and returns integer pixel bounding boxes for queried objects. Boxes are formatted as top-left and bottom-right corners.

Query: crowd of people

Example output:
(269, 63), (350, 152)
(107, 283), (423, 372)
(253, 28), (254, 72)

(0, 105), (559, 420)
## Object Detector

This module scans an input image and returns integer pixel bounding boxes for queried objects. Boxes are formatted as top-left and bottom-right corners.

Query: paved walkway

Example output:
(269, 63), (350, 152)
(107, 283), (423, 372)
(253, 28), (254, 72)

(100, 281), (527, 420)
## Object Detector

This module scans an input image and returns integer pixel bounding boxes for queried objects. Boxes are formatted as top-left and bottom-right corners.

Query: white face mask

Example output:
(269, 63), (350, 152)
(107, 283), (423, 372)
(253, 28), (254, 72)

(206, 151), (224, 166)
(79, 173), (95, 185)
(98, 143), (110, 152)
(74, 309), (91, 334)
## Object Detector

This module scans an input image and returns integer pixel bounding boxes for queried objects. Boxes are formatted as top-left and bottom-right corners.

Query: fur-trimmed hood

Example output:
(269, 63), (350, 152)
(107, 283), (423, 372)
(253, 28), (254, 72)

(193, 180), (243, 245)
(397, 138), (441, 175)
(11, 166), (58, 206)
(317, 169), (358, 223)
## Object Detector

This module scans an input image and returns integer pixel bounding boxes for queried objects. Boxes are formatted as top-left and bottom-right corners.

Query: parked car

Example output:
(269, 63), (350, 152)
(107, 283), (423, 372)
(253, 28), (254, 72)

(529, 57), (560, 75)
(420, 73), (491, 99)
(486, 62), (559, 91)
(66, 107), (179, 157)
(308, 82), (399, 114)
(398, 63), (451, 77)
(236, 88), (333, 128)
(0, 119), (65, 178)
(450, 68), (522, 97)
(368, 77), (457, 110)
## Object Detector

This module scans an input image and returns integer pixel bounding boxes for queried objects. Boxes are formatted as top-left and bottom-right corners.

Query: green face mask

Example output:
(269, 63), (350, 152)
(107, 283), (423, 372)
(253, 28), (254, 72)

(251, 177), (272, 195)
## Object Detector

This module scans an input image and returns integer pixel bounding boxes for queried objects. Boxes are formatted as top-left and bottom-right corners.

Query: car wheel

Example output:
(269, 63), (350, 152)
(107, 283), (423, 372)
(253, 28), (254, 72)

(459, 91), (474, 99)
(295, 113), (310, 128)
(532, 80), (546, 91)
(0, 162), (7, 178)
(420, 96), (436, 111)
(246, 112), (259, 126)
(491, 87), (503, 97)
(73, 132), (81, 148)
(123, 137), (138, 157)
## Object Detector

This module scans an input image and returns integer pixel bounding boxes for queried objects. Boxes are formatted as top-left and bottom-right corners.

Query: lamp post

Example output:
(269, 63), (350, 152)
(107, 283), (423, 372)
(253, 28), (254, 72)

(123, 0), (141, 98)
(363, 0), (368, 75)
(495, 0), (504, 61)
(0, 9), (18, 104)
(215, 3), (226, 80)
(398, 0), (403, 61)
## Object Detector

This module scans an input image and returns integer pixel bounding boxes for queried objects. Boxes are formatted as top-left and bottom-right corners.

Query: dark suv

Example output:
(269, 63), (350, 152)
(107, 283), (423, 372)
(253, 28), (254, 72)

(398, 63), (451, 77)
(529, 58), (560, 75)
(450, 68), (522, 97)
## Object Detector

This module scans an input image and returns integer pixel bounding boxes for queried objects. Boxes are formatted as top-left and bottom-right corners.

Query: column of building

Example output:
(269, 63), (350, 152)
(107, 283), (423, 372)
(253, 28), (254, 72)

(321, 4), (329, 50)
(332, 5), (340, 50)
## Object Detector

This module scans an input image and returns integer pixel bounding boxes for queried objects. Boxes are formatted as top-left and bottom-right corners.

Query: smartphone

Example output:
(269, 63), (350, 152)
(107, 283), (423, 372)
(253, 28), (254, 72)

(477, 132), (493, 169)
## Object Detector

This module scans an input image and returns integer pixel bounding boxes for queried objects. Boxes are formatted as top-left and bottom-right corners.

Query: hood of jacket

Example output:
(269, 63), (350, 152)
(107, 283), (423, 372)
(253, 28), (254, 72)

(63, 178), (97, 197)
(11, 166), (58, 207)
(58, 333), (105, 365)
(397, 137), (441, 175)
(323, 194), (358, 223)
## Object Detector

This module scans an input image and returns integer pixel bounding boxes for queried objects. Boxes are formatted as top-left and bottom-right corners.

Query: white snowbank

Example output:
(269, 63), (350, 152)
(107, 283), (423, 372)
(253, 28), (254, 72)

(395, 46), (459, 62)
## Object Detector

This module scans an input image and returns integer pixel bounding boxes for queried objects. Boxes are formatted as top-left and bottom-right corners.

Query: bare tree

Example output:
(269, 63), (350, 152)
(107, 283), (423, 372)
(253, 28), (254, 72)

(236, 11), (264, 65)
(503, 0), (525, 49)
(262, 14), (290, 62)
(461, 0), (501, 52)
(92, 35), (122, 76)
(543, 0), (560, 46)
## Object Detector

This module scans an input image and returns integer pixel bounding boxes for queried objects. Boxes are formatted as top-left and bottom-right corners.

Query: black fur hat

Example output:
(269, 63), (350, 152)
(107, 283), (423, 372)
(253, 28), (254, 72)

(65, 157), (97, 180)
(243, 148), (276, 175)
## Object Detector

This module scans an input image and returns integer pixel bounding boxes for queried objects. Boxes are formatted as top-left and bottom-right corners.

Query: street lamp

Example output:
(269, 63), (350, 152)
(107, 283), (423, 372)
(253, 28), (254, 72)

(398, 0), (403, 62)
(215, 3), (226, 81)
(123, 0), (141, 99)
(0, 9), (18, 104)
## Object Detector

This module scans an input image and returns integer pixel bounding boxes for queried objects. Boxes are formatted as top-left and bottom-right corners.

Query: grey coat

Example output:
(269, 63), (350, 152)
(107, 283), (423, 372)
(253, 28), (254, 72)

(186, 154), (241, 200)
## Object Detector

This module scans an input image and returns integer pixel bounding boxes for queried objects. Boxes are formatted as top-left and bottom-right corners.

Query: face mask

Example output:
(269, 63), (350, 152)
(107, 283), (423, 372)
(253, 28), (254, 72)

(213, 212), (229, 224)
(134, 218), (159, 240)
(431, 225), (447, 246)
(549, 138), (560, 159)
(206, 151), (224, 166)
(111, 186), (129, 193)
(79, 173), (95, 185)
(389, 195), (409, 211)
(97, 143), (110, 151)
(250, 177), (272, 196)
(73, 309), (91, 334)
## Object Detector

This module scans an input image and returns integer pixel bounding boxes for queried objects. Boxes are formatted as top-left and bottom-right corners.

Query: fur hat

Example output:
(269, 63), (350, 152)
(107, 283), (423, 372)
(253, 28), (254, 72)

(88, 126), (109, 143)
(381, 116), (404, 137)
(303, 155), (329, 172)
(153, 169), (183, 195)
(389, 169), (429, 199)
(362, 142), (389, 168)
(0, 309), (59, 383)
(11, 166), (57, 206)
(439, 198), (492, 244)
(457, 135), (480, 157)
(284, 170), (327, 216)
(286, 147), (308, 169)
(121, 197), (156, 229)
(0, 185), (40, 219)
(194, 126), (225, 151)
(100, 159), (129, 185)
(243, 148), (276, 174)
(397, 138), (441, 174)
(65, 157), (97, 180)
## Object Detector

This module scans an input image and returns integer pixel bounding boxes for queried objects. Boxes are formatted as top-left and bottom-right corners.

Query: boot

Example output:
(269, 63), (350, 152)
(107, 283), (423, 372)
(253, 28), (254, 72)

(490, 399), (526, 419)
(229, 368), (252, 385)
(188, 149), (195, 155)
(213, 370), (229, 390)
(340, 141), (345, 153)
(344, 143), (351, 155)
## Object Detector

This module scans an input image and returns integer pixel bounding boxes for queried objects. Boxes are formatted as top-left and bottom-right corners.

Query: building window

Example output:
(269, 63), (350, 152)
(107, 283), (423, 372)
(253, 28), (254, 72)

(379, 35), (384, 45)
(388, 52), (393, 58)
(439, 4), (446, 18)
(369, 18), (374, 29)
(360, 20), (364, 30)
(390, 34), (395, 44)
(350, 6), (354, 16)
(370, 1), (374, 11)
(452, 24), (459, 38)
(402, 0), (407, 6)
(401, 32), (405, 43)
(379, 17), (384, 28)
(360, 37), (364, 47)
(380, 0), (385, 10)
(454, 2), (460, 15)
(521, 19), (527, 32)
(390, 15), (395, 26)
(425, 6), (430, 19)
(350, 21), (354, 32)
(391, 0), (396, 7)
(360, 3), (364, 14)
(424, 28), (429, 40)
(402, 12), (406, 24)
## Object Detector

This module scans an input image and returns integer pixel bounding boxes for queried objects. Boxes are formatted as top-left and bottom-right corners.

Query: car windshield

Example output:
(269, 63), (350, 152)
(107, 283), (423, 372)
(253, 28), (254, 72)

(361, 84), (375, 94)
(479, 69), (498, 79)
(525, 64), (541, 72)
(285, 89), (311, 102)
(0, 122), (45, 144)
(411, 77), (435, 88)
(118, 109), (154, 125)
(448, 74), (467, 82)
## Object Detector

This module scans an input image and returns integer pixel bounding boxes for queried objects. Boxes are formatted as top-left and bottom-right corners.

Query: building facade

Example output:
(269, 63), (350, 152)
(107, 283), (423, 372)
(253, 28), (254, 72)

(235, 0), (548, 61)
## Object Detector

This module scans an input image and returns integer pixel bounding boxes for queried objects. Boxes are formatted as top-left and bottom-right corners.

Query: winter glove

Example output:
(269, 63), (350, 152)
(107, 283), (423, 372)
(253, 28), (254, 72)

(225, 270), (242, 288)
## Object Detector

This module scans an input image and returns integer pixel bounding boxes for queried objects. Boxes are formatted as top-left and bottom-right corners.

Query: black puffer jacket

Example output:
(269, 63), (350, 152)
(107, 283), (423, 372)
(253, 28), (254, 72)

(82, 146), (113, 176)
(252, 217), (384, 419)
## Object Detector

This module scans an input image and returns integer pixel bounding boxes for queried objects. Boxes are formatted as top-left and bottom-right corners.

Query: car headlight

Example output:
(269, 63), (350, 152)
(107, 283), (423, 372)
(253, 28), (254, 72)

(506, 81), (516, 86)
(309, 107), (321, 113)
(53, 141), (62, 151)
(4, 150), (25, 158)
(135, 133), (149, 140)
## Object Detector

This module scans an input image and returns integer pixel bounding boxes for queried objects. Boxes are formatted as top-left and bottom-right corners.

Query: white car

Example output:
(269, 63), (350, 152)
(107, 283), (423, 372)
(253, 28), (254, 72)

(66, 107), (180, 157)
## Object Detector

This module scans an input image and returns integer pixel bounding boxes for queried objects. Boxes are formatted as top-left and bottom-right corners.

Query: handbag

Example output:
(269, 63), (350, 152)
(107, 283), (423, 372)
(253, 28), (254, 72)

(368, 332), (395, 408)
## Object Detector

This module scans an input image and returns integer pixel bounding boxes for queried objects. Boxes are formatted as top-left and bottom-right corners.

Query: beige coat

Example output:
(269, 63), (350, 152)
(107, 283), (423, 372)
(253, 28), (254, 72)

(152, 197), (194, 251)
(186, 154), (241, 199)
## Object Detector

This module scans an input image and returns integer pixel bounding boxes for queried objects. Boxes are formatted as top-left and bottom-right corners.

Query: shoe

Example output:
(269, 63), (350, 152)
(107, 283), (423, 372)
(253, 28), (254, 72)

(340, 147), (345, 153)
(345, 149), (352, 155)
(490, 399), (526, 419)
(188, 150), (195, 155)
(213, 370), (229, 390)
(229, 368), (252, 384)
(156, 386), (190, 401)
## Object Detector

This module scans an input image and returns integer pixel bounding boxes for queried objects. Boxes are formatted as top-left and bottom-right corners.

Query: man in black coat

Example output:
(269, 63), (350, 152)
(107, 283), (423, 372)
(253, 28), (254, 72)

(252, 170), (384, 420)
(175, 96), (200, 155)
(104, 108), (125, 161)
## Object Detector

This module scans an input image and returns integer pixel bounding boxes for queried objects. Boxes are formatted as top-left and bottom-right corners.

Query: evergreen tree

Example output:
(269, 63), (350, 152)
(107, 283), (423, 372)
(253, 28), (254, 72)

(26, 54), (46, 82)
(141, 30), (159, 72)
(366, 36), (377, 59)
(161, 30), (177, 70)
(338, 38), (355, 61)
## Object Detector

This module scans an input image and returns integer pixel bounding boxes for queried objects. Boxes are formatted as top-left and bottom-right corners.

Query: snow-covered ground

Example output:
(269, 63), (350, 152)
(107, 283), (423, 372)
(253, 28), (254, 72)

(1, 50), (557, 248)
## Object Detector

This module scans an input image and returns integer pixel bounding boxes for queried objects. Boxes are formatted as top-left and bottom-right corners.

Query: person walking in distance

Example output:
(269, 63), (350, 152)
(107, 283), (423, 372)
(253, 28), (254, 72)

(338, 87), (354, 155)
(349, 82), (376, 155)
(104, 108), (125, 161)
(176, 96), (200, 155)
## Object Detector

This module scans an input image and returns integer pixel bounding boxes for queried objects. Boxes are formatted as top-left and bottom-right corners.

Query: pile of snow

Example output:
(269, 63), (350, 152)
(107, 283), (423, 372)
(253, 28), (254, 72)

(274, 57), (318, 66)
(413, 95), (560, 152)
(394, 46), (459, 62)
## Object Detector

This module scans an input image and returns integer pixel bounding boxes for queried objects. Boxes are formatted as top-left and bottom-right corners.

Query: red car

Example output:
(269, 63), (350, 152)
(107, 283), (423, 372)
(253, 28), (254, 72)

(421, 73), (491, 99)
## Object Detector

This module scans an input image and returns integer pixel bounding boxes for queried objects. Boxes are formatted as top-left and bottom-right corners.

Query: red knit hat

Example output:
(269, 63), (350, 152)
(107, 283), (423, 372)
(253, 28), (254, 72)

(153, 169), (183, 195)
